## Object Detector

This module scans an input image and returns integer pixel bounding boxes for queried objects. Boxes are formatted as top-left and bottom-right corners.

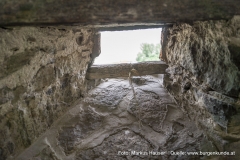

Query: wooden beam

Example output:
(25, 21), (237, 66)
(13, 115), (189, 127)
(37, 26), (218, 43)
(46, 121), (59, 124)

(86, 61), (168, 79)
(0, 0), (240, 26)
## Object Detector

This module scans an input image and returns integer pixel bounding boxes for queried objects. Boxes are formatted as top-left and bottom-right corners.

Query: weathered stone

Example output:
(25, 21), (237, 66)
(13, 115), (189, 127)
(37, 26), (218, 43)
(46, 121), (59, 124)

(199, 91), (237, 128)
(1, 0), (240, 26)
(0, 87), (14, 105)
(229, 44), (240, 71)
(162, 16), (240, 153)
(58, 107), (104, 154)
(162, 18), (240, 97)
(0, 26), (95, 158)
(32, 146), (60, 160)
(5, 49), (35, 76)
(14, 76), (208, 160)
(76, 129), (154, 160)
(1, 4), (240, 159)
(84, 79), (130, 109)
(91, 32), (101, 61)
(128, 89), (168, 132)
(32, 65), (55, 91)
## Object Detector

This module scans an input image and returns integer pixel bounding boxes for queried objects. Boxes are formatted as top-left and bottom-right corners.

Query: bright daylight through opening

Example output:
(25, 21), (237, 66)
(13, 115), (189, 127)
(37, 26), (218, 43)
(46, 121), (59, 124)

(93, 28), (162, 64)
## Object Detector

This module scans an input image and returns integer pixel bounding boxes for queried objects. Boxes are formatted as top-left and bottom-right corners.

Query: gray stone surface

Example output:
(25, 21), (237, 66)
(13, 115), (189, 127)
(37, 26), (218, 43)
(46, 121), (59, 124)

(76, 129), (154, 160)
(15, 76), (209, 160)
(1, 11), (240, 160)
(163, 17), (240, 97)
(58, 107), (104, 155)
(161, 16), (240, 158)
(0, 27), (95, 159)
(84, 79), (130, 109)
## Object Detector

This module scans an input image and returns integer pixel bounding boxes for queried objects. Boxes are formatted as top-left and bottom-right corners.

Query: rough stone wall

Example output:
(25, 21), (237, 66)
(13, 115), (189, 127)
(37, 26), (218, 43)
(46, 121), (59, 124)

(162, 16), (240, 157)
(0, 27), (95, 159)
(1, 13), (240, 160)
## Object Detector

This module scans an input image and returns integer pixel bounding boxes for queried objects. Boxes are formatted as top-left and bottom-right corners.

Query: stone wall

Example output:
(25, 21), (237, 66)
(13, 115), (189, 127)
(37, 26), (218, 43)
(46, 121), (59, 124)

(161, 16), (240, 156)
(0, 27), (95, 159)
(1, 13), (240, 160)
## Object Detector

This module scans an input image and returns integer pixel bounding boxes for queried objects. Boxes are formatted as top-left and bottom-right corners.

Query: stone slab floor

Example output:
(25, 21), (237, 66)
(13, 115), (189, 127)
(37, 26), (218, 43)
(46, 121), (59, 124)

(15, 75), (215, 160)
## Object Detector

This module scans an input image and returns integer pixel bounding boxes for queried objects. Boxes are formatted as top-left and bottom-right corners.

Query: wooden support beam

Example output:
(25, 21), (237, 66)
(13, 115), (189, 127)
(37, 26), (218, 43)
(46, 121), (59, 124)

(1, 0), (240, 26)
(86, 61), (168, 79)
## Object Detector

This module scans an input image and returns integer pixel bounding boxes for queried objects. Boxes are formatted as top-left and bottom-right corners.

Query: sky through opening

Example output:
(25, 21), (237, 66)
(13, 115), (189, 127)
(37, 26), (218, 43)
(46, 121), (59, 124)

(94, 28), (162, 64)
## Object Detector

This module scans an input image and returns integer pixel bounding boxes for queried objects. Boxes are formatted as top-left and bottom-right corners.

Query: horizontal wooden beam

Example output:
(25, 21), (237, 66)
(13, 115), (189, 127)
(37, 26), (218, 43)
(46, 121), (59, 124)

(0, 0), (240, 26)
(86, 61), (168, 79)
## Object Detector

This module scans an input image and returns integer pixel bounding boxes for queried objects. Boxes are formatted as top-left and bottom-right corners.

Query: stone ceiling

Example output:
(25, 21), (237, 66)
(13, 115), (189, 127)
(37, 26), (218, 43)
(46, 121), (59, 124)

(1, 0), (240, 26)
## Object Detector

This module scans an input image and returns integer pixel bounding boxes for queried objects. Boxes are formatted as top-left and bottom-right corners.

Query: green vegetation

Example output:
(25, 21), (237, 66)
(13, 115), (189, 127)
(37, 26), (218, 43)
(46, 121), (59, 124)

(136, 43), (161, 62)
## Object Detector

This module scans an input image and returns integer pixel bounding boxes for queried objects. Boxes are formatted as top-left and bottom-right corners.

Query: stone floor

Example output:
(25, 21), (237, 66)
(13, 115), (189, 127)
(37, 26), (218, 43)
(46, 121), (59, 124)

(14, 75), (214, 160)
